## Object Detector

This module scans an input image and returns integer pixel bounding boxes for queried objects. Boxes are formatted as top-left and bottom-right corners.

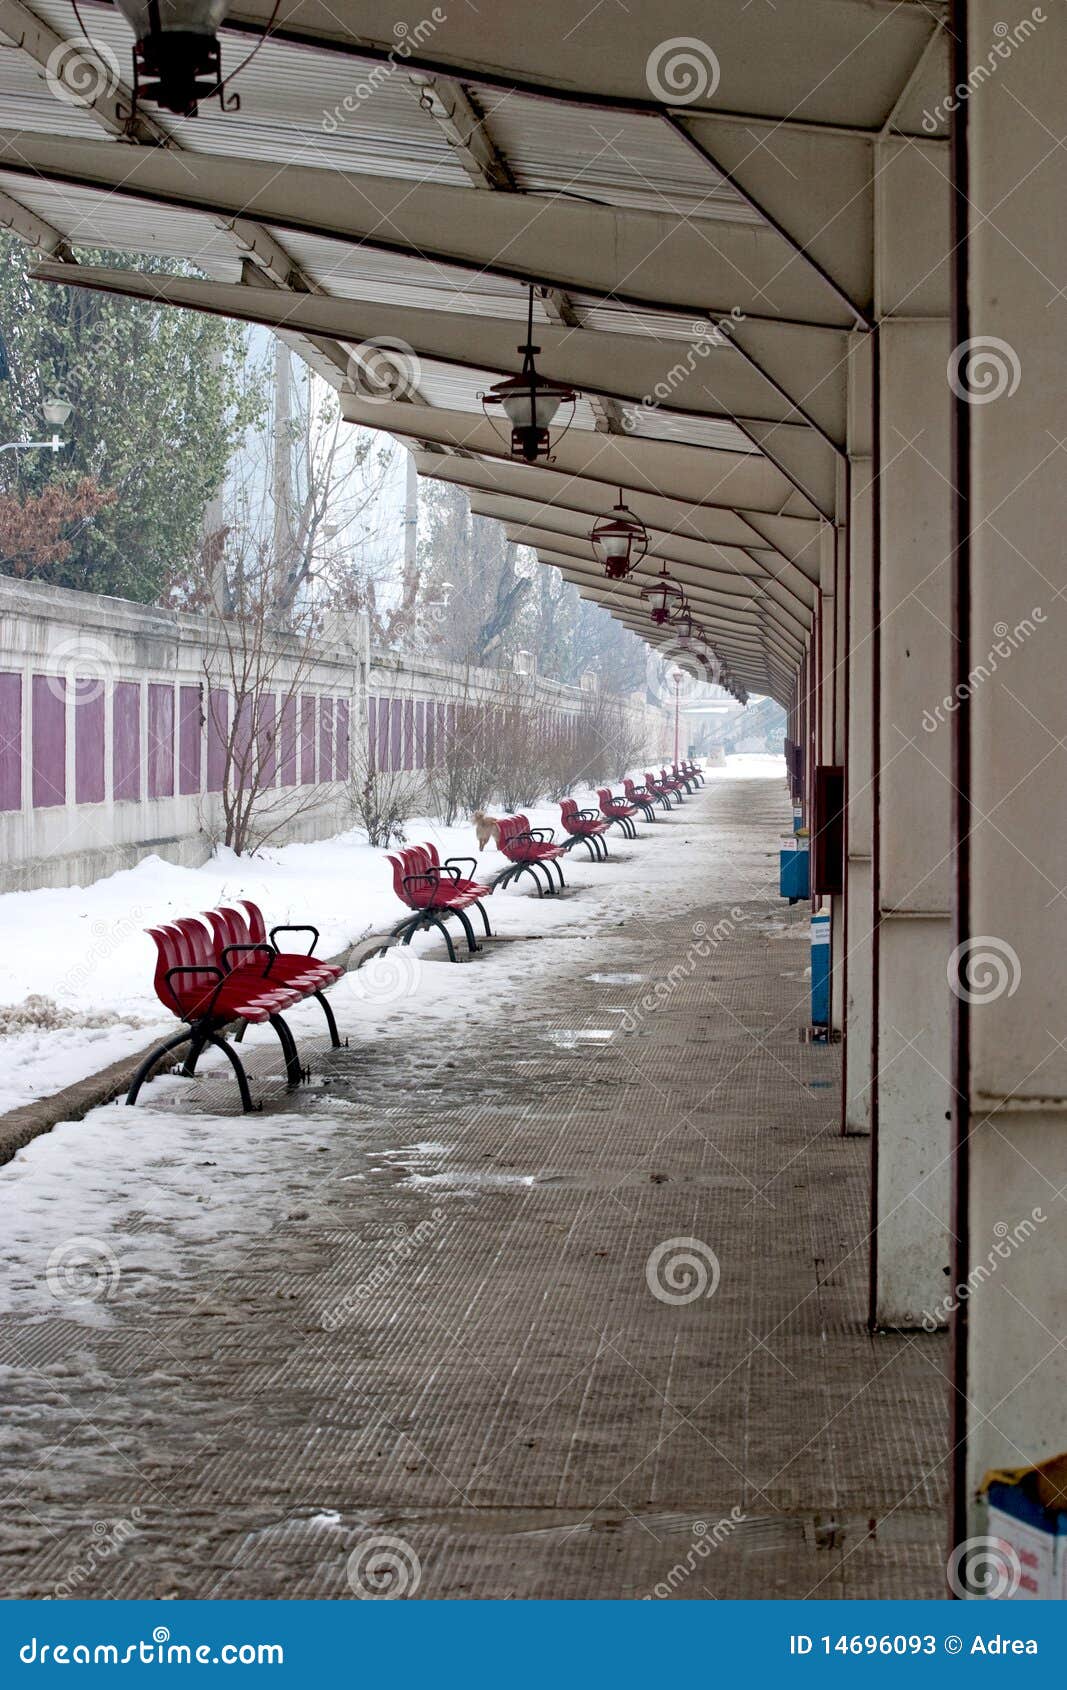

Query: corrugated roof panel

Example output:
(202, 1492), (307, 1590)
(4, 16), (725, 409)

(569, 297), (723, 343)
(25, 5), (469, 183)
(272, 230), (542, 320)
(478, 93), (763, 224)
(626, 408), (760, 455)
(0, 172), (241, 273)
(0, 39), (124, 140)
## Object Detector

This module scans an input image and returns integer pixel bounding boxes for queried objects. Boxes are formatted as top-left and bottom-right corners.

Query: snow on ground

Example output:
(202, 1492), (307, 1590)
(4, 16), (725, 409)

(0, 756), (784, 1110)
(0, 755), (788, 1320)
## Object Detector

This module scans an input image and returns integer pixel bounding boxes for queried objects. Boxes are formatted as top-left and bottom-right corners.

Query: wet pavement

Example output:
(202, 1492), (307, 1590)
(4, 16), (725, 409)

(0, 776), (948, 1599)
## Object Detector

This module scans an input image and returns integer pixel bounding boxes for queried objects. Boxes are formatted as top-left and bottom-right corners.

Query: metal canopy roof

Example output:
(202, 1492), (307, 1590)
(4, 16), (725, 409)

(0, 0), (951, 704)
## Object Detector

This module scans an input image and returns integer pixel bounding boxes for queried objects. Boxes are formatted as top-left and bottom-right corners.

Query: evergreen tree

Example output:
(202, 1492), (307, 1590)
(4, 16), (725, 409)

(0, 237), (254, 601)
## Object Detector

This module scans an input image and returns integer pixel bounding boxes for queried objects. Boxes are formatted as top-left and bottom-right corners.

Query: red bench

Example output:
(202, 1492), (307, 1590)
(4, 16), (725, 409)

(495, 813), (567, 897)
(127, 902), (344, 1113)
(387, 842), (493, 961)
(559, 797), (611, 861)
(623, 777), (660, 822)
(644, 770), (679, 810)
(673, 761), (698, 794)
(659, 766), (689, 799)
(596, 787), (639, 840)
(683, 759), (705, 786)
(204, 901), (344, 1047)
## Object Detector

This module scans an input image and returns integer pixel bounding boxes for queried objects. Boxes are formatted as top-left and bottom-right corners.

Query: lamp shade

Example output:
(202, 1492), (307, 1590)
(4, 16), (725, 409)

(115, 0), (230, 37)
(115, 0), (232, 113)
(482, 286), (578, 463)
(591, 492), (648, 581)
(640, 565), (684, 625)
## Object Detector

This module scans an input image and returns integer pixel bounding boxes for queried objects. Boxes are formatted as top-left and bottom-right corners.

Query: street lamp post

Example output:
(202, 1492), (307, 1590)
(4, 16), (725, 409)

(0, 436), (65, 456)
(672, 669), (683, 767)
(0, 399), (73, 458)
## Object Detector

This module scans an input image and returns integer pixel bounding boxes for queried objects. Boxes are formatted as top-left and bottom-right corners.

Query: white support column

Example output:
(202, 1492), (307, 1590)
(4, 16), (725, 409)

(955, 0), (1067, 1536)
(845, 338), (875, 1134)
(831, 481), (848, 1036)
(871, 137), (954, 1327)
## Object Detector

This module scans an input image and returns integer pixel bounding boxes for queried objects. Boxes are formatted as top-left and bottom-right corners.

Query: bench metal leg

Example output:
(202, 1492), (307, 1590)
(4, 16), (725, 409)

(472, 899), (492, 937)
(520, 863), (546, 898)
(180, 1027), (210, 1076)
(403, 914), (457, 962)
(314, 989), (342, 1047)
(451, 906), (481, 955)
(268, 1013), (304, 1087)
(205, 1031), (257, 1113)
(540, 860), (563, 895)
(125, 1028), (195, 1106)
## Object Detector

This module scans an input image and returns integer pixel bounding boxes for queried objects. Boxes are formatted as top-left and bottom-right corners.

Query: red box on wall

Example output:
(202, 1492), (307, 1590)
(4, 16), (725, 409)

(811, 764), (845, 896)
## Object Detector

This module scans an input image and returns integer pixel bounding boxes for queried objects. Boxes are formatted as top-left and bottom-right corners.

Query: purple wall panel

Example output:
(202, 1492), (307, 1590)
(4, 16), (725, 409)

(367, 697), (377, 772)
(147, 683), (175, 800)
(279, 696), (298, 787)
(178, 685), (202, 795)
(423, 699), (434, 768)
(389, 699), (402, 771)
(319, 697), (334, 781)
(32, 676), (66, 809)
(233, 695), (253, 789)
(414, 700), (425, 769)
(207, 688), (228, 793)
(335, 699), (350, 782)
(32, 675), (65, 808)
(403, 699), (414, 770)
(113, 681), (140, 802)
(74, 679), (105, 805)
(376, 697), (389, 771)
(258, 693), (277, 788)
(300, 696), (316, 784)
(0, 673), (21, 811)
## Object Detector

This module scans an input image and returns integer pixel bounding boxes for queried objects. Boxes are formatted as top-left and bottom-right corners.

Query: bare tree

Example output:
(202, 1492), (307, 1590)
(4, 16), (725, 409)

(199, 547), (329, 857)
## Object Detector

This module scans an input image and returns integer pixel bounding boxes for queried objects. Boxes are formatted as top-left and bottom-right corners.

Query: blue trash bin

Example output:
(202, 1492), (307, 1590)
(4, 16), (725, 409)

(779, 831), (809, 903)
(811, 910), (830, 1032)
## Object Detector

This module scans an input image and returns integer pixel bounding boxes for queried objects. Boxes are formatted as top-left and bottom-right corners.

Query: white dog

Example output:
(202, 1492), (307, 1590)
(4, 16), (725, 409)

(473, 811), (502, 852)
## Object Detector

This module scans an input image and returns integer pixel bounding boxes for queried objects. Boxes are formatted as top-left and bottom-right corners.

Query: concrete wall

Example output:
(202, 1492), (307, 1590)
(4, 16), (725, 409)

(0, 575), (666, 891)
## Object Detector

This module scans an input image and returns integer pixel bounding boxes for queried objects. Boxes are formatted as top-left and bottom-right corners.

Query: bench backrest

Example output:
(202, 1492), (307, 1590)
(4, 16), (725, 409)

(386, 842), (445, 907)
(146, 916), (218, 1014)
(202, 903), (270, 963)
(497, 815), (534, 860)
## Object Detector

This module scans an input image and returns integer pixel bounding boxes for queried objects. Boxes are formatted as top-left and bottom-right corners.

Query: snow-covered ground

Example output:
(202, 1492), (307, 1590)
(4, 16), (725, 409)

(0, 756), (785, 1111)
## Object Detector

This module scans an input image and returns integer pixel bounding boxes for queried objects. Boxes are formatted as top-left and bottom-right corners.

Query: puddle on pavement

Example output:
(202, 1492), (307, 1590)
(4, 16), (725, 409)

(539, 1028), (616, 1048)
(407, 1170), (539, 1189)
(585, 972), (645, 985)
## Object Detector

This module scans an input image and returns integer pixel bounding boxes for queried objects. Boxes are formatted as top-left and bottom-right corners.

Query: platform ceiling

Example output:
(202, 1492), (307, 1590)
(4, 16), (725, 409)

(0, 0), (951, 702)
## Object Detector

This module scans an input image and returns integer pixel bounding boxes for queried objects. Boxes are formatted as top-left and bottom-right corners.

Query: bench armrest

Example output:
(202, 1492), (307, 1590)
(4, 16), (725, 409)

(269, 923), (319, 955)
(402, 869), (445, 898)
(521, 826), (555, 842)
(577, 808), (600, 821)
(221, 942), (276, 977)
(163, 963), (225, 1017)
(446, 856), (478, 880)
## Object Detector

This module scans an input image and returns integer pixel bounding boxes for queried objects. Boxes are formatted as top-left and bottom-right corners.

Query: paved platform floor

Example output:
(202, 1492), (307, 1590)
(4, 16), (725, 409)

(0, 775), (948, 1599)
